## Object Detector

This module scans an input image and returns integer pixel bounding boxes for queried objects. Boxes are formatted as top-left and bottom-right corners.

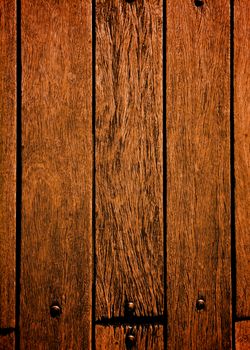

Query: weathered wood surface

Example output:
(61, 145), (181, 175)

(20, 1), (92, 349)
(0, 0), (16, 329)
(96, 325), (164, 350)
(95, 0), (164, 320)
(0, 333), (15, 350)
(235, 321), (250, 350)
(166, 1), (231, 349)
(235, 0), (250, 318)
(96, 0), (163, 319)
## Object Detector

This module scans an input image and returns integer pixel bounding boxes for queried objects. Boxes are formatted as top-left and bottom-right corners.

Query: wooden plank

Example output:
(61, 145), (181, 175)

(20, 1), (92, 349)
(0, 333), (15, 350)
(95, 0), (163, 320)
(166, 1), (231, 349)
(235, 0), (250, 318)
(0, 0), (16, 329)
(96, 325), (164, 349)
(236, 321), (250, 350)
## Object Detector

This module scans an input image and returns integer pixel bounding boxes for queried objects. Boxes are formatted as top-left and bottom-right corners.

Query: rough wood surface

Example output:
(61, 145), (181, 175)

(166, 1), (231, 349)
(236, 321), (250, 350)
(95, 0), (163, 320)
(235, 0), (250, 318)
(96, 325), (163, 350)
(20, 1), (92, 349)
(0, 0), (16, 329)
(0, 333), (15, 350)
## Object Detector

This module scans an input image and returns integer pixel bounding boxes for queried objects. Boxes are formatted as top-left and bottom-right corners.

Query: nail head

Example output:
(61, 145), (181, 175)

(196, 298), (205, 311)
(126, 301), (135, 313)
(126, 334), (136, 348)
(194, 0), (204, 7)
(50, 304), (61, 318)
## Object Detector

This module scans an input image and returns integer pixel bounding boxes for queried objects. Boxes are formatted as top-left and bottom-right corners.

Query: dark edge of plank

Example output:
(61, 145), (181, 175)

(96, 315), (164, 326)
(235, 320), (250, 350)
(230, 0), (236, 348)
(236, 317), (250, 322)
(92, 0), (96, 349)
(16, 0), (22, 348)
(0, 329), (15, 336)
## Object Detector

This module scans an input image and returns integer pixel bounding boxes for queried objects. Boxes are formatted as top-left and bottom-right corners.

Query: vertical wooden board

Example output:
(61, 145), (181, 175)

(0, 0), (16, 328)
(20, 1), (92, 349)
(95, 0), (163, 320)
(96, 325), (164, 350)
(235, 0), (250, 318)
(166, 1), (231, 349)
(235, 321), (250, 350)
(0, 333), (15, 350)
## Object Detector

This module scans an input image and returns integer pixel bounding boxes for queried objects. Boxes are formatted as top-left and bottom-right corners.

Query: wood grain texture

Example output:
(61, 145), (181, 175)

(96, 325), (163, 350)
(0, 0), (16, 328)
(95, 0), (163, 320)
(166, 1), (231, 349)
(235, 0), (250, 318)
(0, 333), (15, 350)
(20, 1), (92, 349)
(236, 321), (250, 350)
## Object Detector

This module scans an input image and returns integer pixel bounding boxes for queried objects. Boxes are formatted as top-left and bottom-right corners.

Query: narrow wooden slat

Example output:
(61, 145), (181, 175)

(0, 333), (15, 350)
(0, 0), (16, 329)
(95, 0), (163, 320)
(96, 325), (164, 349)
(235, 0), (250, 318)
(166, 1), (231, 349)
(20, 1), (92, 348)
(235, 321), (250, 350)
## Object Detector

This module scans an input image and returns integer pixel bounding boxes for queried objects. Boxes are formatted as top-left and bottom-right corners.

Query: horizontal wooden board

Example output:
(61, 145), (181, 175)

(96, 325), (164, 349)
(95, 0), (164, 320)
(166, 0), (231, 349)
(235, 0), (250, 318)
(20, 0), (92, 349)
(0, 0), (16, 328)
(235, 321), (250, 350)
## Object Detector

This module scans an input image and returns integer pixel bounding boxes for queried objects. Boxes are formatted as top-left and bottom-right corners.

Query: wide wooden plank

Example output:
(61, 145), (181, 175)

(236, 321), (250, 350)
(166, 1), (231, 349)
(96, 325), (164, 349)
(0, 0), (16, 329)
(20, 1), (92, 349)
(95, 0), (163, 320)
(235, 0), (250, 318)
(0, 333), (15, 350)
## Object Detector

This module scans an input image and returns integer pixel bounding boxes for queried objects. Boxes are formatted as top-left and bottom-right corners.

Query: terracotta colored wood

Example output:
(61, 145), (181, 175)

(235, 0), (250, 318)
(166, 1), (231, 349)
(0, 333), (15, 350)
(236, 321), (250, 350)
(96, 325), (164, 350)
(0, 0), (16, 329)
(95, 0), (163, 320)
(20, 1), (92, 349)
